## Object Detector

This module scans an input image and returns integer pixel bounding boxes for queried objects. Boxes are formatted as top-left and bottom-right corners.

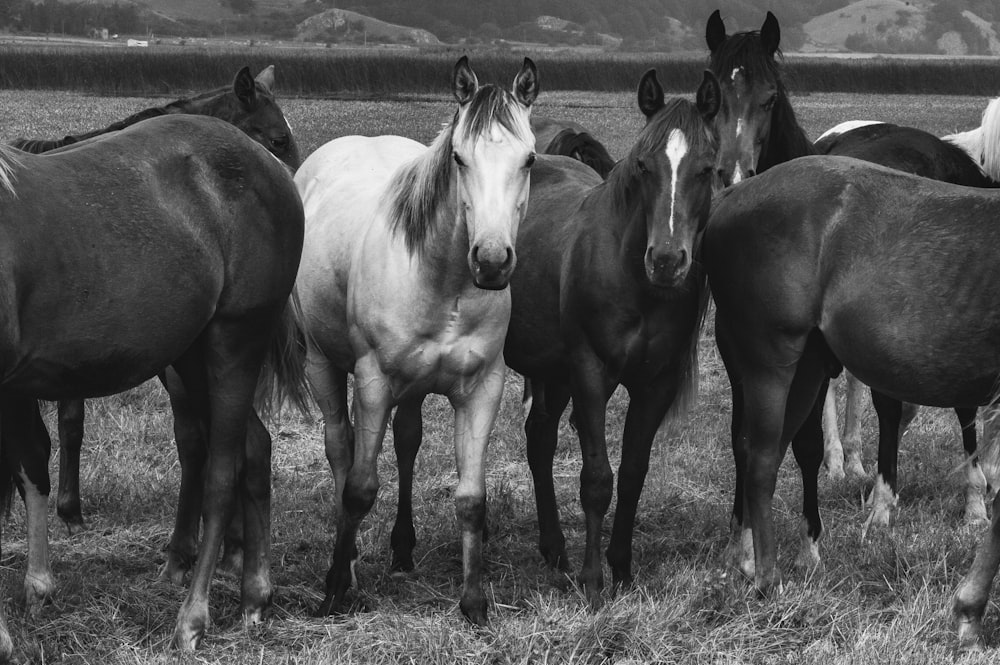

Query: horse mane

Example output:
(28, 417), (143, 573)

(943, 96), (1000, 182)
(708, 28), (816, 169)
(546, 128), (615, 179)
(386, 84), (530, 254)
(605, 97), (716, 212)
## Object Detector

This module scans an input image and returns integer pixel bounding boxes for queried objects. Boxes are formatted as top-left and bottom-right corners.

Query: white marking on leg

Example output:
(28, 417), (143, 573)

(965, 462), (988, 524)
(822, 386), (845, 481)
(19, 469), (54, 613)
(664, 129), (689, 235)
(794, 517), (821, 570)
(861, 474), (897, 539)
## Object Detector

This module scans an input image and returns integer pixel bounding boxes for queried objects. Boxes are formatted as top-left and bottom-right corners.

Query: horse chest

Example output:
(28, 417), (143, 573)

(580, 299), (679, 382)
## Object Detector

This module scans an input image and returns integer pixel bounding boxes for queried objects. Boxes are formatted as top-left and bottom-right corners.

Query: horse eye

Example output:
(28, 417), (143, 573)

(453, 152), (466, 167)
(637, 158), (649, 174)
(525, 153), (536, 168)
(763, 94), (777, 111)
(270, 135), (289, 150)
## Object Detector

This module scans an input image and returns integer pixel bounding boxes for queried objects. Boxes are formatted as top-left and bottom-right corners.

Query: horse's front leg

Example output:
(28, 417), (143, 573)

(55, 398), (86, 534)
(318, 355), (390, 617)
(955, 489), (1000, 650)
(449, 359), (506, 625)
(568, 353), (616, 606)
(606, 376), (679, 591)
(391, 396), (426, 573)
(821, 382), (845, 480)
(239, 412), (273, 625)
(957, 408), (988, 525)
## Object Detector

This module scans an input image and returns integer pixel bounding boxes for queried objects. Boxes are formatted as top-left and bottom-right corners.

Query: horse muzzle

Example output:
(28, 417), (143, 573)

(645, 246), (690, 288)
(470, 243), (516, 290)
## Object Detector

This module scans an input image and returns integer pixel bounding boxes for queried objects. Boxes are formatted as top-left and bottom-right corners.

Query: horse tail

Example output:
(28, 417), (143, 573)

(255, 296), (312, 421)
(663, 246), (712, 430)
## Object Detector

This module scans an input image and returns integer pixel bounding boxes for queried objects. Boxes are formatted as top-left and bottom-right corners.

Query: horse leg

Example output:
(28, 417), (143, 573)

(525, 379), (572, 572)
(954, 490), (1000, 650)
(742, 333), (827, 594)
(569, 354), (616, 605)
(791, 380), (827, 572)
(160, 368), (209, 585)
(391, 396), (425, 573)
(172, 318), (271, 650)
(606, 378), (678, 592)
(0, 410), (13, 661)
(842, 372), (867, 477)
(957, 408), (988, 525)
(980, 403), (1000, 496)
(318, 354), (389, 617)
(863, 390), (902, 537)
(55, 398), (86, 534)
(239, 411), (272, 625)
(449, 359), (506, 626)
(821, 378), (845, 480)
(4, 398), (55, 614)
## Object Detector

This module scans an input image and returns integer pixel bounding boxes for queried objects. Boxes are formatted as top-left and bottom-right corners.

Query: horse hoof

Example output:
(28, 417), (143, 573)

(956, 618), (985, 652)
(460, 596), (488, 626)
(157, 562), (188, 586)
(844, 458), (866, 479)
(390, 553), (415, 575)
(62, 518), (87, 537)
(823, 461), (845, 482)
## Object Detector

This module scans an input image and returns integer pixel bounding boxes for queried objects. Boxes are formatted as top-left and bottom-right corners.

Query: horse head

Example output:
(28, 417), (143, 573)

(623, 69), (720, 289)
(450, 56), (538, 290)
(706, 10), (782, 187)
(226, 65), (302, 170)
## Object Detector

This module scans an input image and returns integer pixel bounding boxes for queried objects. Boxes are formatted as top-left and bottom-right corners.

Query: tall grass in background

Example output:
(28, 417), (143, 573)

(1, 45), (1000, 96)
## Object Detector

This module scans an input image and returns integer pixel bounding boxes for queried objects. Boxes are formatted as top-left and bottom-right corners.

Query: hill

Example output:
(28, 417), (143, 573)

(296, 8), (440, 45)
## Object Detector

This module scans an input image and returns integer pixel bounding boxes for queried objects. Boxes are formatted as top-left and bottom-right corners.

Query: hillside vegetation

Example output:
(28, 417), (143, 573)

(2, 0), (999, 54)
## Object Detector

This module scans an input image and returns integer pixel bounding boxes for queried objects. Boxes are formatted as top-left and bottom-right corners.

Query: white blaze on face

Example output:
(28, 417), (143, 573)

(732, 162), (745, 185)
(665, 128), (689, 235)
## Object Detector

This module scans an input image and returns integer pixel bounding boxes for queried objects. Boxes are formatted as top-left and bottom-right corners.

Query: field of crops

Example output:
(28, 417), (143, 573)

(0, 76), (998, 664)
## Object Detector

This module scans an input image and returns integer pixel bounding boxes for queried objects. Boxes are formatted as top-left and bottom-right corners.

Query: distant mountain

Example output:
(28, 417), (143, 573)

(7, 0), (1000, 55)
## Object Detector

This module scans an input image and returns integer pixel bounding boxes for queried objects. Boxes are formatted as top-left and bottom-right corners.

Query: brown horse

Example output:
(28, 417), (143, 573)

(0, 114), (305, 657)
(531, 116), (615, 178)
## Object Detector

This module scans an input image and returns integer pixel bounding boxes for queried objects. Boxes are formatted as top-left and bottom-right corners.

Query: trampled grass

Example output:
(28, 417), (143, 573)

(0, 87), (998, 663)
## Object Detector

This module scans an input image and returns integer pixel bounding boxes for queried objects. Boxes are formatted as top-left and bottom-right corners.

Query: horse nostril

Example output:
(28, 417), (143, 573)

(472, 245), (481, 266)
(501, 247), (513, 270)
(678, 249), (688, 269)
(747, 169), (756, 178)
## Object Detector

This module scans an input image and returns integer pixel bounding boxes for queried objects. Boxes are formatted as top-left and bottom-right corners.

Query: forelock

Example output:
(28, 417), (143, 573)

(454, 84), (531, 147)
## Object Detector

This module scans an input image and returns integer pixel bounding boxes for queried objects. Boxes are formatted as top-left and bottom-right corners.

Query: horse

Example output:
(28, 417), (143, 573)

(705, 8), (827, 577)
(702, 153), (1000, 651)
(10, 65), (301, 547)
(292, 56), (538, 624)
(388, 69), (720, 603)
(813, 120), (1000, 531)
(531, 116), (616, 178)
(0, 114), (305, 657)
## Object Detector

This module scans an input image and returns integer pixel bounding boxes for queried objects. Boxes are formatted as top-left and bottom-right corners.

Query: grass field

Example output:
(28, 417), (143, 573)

(0, 85), (998, 664)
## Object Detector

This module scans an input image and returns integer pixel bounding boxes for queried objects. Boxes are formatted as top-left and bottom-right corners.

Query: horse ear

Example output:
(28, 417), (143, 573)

(513, 57), (539, 108)
(637, 69), (664, 119)
(696, 70), (721, 121)
(706, 9), (727, 53)
(761, 11), (781, 55)
(233, 66), (256, 106)
(255, 65), (275, 94)
(453, 56), (478, 105)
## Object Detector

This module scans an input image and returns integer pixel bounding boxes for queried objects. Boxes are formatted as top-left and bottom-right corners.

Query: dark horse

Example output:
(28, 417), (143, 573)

(702, 153), (1000, 650)
(814, 121), (1000, 531)
(0, 114), (305, 657)
(390, 69), (721, 601)
(531, 116), (616, 178)
(11, 66), (301, 555)
(705, 8), (827, 577)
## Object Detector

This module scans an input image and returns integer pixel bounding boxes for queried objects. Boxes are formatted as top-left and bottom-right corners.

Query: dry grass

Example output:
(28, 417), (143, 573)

(0, 86), (998, 663)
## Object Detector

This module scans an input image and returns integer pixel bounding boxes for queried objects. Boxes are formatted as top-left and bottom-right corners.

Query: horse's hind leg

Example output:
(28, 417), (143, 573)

(391, 396), (425, 573)
(173, 318), (273, 650)
(863, 390), (902, 536)
(957, 408), (988, 525)
(160, 368), (209, 585)
(841, 372), (867, 477)
(240, 410), (272, 625)
(606, 377), (678, 591)
(56, 398), (86, 534)
(792, 381), (827, 571)
(954, 490), (1000, 650)
(822, 382), (845, 480)
(525, 379), (571, 573)
(3, 397), (55, 614)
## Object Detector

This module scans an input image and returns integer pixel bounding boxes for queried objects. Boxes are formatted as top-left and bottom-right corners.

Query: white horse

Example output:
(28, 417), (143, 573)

(292, 56), (538, 624)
